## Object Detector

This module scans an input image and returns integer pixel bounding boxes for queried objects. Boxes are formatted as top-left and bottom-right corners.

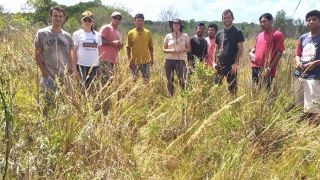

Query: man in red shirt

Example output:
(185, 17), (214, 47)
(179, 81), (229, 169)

(99, 11), (123, 85)
(250, 13), (285, 91)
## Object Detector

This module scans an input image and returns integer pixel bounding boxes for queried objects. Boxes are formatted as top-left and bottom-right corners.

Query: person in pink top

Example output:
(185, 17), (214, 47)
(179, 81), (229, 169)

(250, 13), (285, 91)
(99, 11), (123, 84)
(205, 23), (218, 67)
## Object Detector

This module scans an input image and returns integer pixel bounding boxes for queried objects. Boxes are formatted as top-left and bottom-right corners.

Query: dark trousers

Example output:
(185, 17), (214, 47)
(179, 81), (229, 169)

(213, 65), (237, 95)
(164, 59), (186, 95)
(77, 65), (99, 89)
(252, 67), (273, 91)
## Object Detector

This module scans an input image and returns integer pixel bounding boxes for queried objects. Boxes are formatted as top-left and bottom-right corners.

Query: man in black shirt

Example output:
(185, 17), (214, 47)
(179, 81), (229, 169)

(189, 23), (208, 68)
(214, 9), (245, 95)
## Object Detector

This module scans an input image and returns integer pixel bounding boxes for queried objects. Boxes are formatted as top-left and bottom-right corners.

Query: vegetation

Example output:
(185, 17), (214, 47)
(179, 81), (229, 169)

(0, 1), (319, 179)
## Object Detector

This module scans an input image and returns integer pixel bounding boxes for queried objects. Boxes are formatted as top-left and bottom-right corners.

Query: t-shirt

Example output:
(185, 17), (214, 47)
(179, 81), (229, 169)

(205, 37), (216, 67)
(164, 33), (189, 61)
(252, 30), (285, 77)
(34, 26), (73, 77)
(73, 29), (102, 67)
(189, 36), (207, 62)
(295, 33), (320, 79)
(126, 28), (153, 64)
(99, 24), (121, 63)
(215, 26), (245, 66)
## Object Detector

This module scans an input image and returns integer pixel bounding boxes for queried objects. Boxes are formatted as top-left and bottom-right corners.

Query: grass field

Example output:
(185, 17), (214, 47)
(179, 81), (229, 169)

(1, 28), (320, 179)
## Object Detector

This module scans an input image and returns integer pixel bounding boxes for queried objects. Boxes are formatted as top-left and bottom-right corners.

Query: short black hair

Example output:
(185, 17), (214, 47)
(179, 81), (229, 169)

(135, 13), (144, 20)
(208, 23), (218, 32)
(222, 9), (234, 19)
(259, 13), (273, 21)
(306, 10), (320, 21)
(49, 5), (65, 17)
(197, 22), (205, 27)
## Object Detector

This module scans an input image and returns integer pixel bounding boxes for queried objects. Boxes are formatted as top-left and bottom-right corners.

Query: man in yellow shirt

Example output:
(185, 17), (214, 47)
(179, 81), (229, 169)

(126, 13), (154, 83)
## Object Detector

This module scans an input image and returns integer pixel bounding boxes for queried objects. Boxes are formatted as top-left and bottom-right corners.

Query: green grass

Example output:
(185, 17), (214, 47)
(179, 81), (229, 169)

(1, 28), (320, 179)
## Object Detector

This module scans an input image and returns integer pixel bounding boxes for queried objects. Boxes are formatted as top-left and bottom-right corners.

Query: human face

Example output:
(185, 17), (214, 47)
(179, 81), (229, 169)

(172, 22), (181, 32)
(50, 10), (65, 27)
(259, 17), (273, 31)
(135, 18), (144, 30)
(196, 25), (205, 37)
(222, 12), (233, 28)
(307, 16), (320, 32)
(82, 17), (93, 29)
(111, 15), (121, 26)
(208, 27), (216, 38)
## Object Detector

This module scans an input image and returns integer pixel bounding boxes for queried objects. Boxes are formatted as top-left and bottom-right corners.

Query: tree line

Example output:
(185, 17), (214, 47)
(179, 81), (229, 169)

(0, 0), (308, 38)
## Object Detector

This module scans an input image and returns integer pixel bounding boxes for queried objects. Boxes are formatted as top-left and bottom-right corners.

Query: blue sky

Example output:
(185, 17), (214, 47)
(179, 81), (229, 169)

(1, 0), (319, 23)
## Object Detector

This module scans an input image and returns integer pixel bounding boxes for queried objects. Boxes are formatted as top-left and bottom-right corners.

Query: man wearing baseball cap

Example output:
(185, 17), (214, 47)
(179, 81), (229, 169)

(99, 11), (123, 85)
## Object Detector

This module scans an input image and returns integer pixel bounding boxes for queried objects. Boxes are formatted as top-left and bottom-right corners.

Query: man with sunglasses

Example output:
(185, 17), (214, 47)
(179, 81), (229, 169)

(99, 11), (123, 84)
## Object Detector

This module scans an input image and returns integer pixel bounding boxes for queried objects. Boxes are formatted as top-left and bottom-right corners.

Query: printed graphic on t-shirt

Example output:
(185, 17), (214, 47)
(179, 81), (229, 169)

(82, 39), (98, 50)
(46, 37), (67, 47)
(301, 42), (317, 63)
(83, 41), (98, 48)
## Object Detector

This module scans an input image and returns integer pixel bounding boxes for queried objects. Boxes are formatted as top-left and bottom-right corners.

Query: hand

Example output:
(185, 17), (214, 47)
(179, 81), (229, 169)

(231, 63), (238, 74)
(42, 71), (49, 79)
(71, 71), (79, 80)
(301, 61), (317, 72)
(113, 40), (123, 48)
(129, 63), (135, 69)
(150, 60), (154, 66)
(213, 63), (218, 70)
(249, 51), (255, 63)
(262, 67), (271, 77)
(296, 61), (303, 69)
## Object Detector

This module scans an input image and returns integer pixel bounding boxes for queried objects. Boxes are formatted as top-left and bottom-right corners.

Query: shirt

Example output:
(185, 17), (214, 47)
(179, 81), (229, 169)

(295, 33), (320, 79)
(252, 30), (285, 77)
(99, 24), (121, 63)
(73, 29), (102, 67)
(34, 26), (73, 77)
(205, 37), (216, 67)
(215, 26), (245, 66)
(126, 28), (153, 64)
(164, 33), (189, 61)
(189, 36), (207, 62)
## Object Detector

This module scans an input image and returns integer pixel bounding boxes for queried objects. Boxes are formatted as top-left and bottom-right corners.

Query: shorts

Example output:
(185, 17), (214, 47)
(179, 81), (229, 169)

(294, 78), (320, 113)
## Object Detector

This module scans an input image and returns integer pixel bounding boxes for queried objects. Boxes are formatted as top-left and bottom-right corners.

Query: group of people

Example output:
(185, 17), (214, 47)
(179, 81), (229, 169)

(34, 5), (320, 118)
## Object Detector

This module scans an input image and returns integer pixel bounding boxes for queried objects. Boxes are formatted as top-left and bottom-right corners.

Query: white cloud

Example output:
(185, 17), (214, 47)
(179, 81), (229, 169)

(1, 0), (318, 22)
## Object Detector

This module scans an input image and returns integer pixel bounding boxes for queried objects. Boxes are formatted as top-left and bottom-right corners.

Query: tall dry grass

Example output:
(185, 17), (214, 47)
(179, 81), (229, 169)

(0, 28), (320, 179)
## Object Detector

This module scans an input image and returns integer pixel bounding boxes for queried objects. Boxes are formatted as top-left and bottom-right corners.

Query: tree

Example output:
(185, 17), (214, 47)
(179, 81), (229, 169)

(274, 10), (297, 38)
(158, 7), (179, 34)
(26, 0), (58, 24)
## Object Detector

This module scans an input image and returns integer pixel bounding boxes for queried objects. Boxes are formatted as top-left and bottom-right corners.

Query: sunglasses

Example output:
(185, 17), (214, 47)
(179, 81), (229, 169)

(83, 18), (93, 22)
(113, 16), (122, 21)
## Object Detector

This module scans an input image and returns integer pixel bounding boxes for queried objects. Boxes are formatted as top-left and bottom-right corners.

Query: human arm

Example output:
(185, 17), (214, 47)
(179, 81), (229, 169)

(101, 37), (123, 48)
(35, 48), (49, 78)
(231, 42), (243, 74)
(249, 48), (255, 62)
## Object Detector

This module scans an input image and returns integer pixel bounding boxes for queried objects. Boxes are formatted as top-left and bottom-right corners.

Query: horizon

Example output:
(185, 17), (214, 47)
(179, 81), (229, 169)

(1, 0), (318, 23)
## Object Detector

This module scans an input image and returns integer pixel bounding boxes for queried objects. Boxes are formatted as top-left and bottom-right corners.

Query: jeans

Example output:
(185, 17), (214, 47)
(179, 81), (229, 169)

(252, 67), (273, 91)
(77, 65), (99, 89)
(100, 61), (115, 85)
(213, 65), (237, 95)
(130, 63), (150, 81)
(164, 59), (186, 95)
(40, 76), (56, 113)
